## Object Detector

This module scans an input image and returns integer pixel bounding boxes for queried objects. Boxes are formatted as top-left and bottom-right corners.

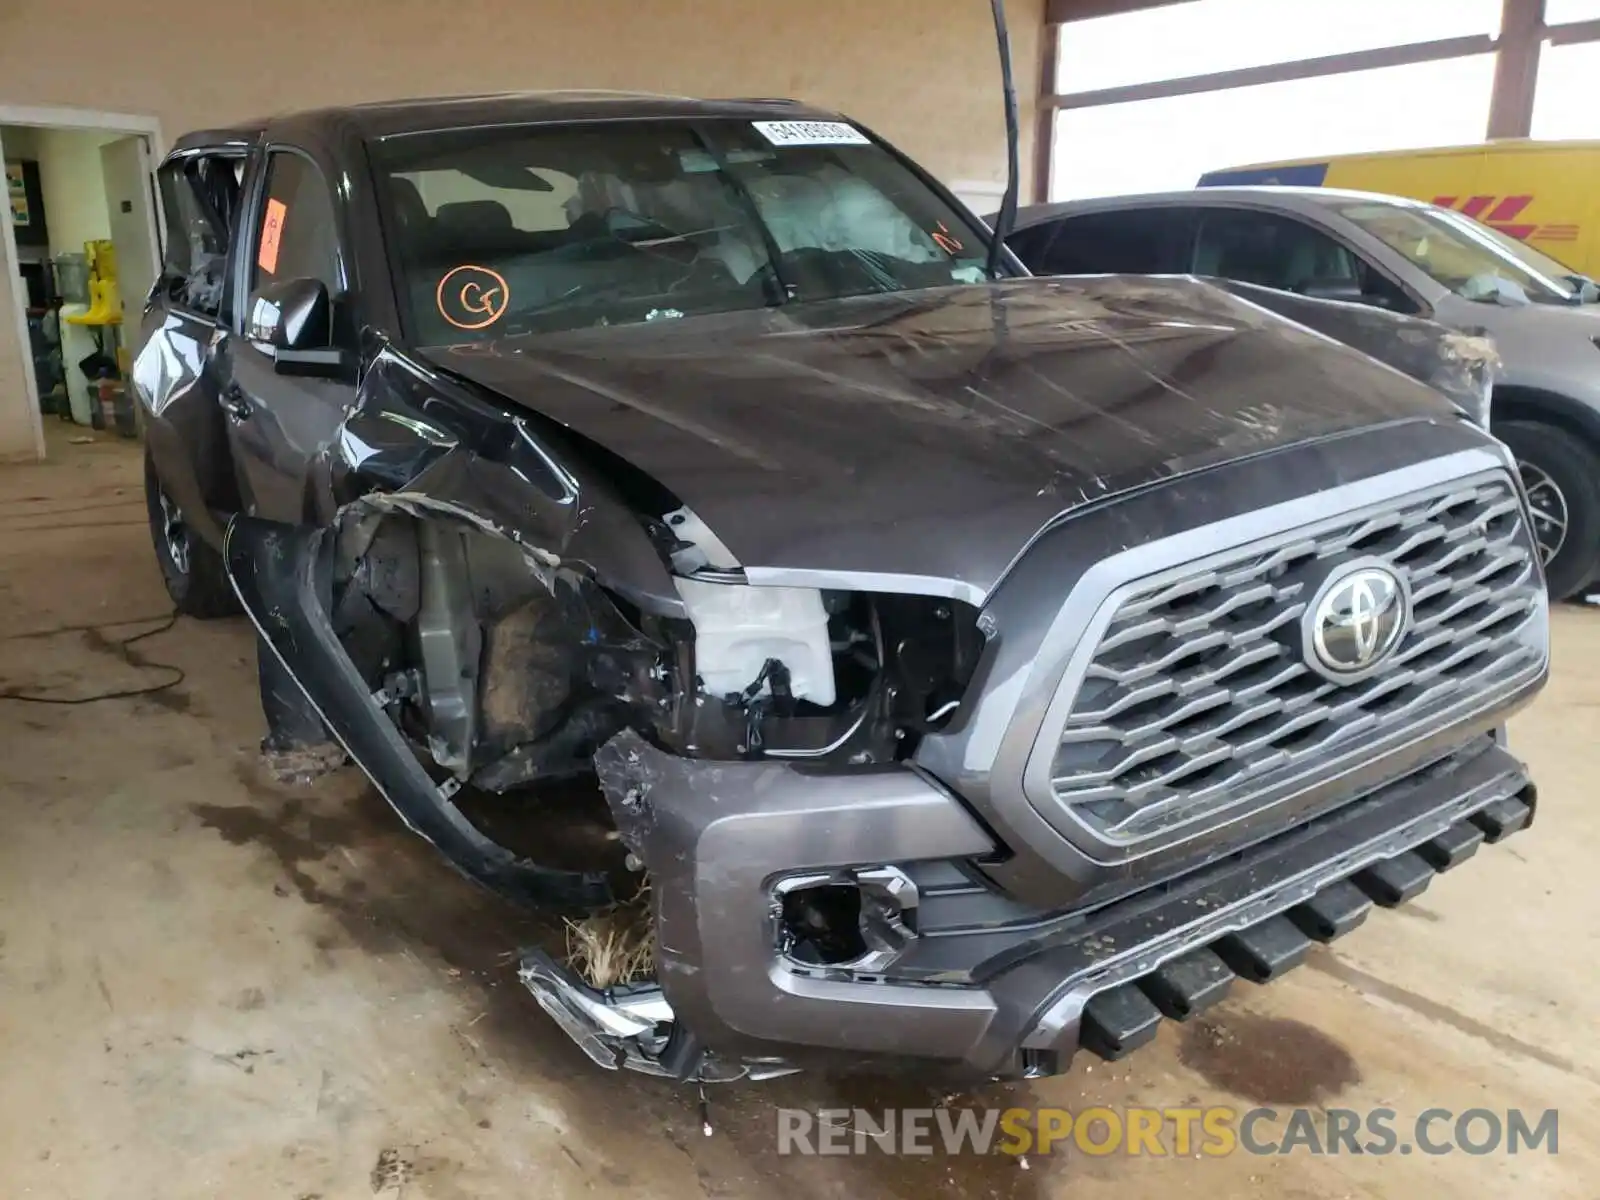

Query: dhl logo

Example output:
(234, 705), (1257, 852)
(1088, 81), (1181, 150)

(1430, 194), (1580, 243)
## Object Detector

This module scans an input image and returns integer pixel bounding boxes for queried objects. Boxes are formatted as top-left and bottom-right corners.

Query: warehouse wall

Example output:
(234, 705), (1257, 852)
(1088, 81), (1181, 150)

(2, 126), (40, 160)
(0, 0), (1044, 459)
(32, 130), (120, 261)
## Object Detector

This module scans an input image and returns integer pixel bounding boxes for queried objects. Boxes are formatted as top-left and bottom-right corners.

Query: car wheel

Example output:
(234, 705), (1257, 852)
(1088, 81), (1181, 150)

(1495, 421), (1600, 603)
(144, 448), (241, 619)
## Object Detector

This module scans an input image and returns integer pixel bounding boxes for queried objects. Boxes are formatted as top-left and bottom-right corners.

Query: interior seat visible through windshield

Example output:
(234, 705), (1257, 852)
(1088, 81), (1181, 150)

(372, 118), (994, 344)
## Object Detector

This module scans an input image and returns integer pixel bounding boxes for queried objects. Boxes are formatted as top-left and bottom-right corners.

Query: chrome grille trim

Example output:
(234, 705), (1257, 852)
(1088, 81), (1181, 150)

(1043, 471), (1544, 846)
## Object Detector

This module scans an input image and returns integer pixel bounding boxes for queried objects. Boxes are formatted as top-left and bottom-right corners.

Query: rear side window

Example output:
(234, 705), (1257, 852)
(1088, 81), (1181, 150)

(1010, 208), (1197, 275)
(249, 151), (343, 298)
(1194, 209), (1360, 291)
(1192, 207), (1418, 312)
(155, 153), (243, 317)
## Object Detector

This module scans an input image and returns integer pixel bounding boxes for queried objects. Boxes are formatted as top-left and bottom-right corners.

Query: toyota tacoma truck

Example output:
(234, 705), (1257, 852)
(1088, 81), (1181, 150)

(135, 93), (1547, 1085)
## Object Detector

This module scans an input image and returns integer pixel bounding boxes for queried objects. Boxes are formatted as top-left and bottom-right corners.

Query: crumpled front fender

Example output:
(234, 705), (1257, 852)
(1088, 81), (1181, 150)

(224, 513), (613, 911)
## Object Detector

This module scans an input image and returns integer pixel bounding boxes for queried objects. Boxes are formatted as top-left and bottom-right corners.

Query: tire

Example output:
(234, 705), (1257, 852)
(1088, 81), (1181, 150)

(144, 448), (241, 619)
(1495, 421), (1600, 603)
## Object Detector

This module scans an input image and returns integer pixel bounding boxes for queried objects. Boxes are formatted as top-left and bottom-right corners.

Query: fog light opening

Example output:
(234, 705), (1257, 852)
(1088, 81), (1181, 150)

(775, 865), (921, 972)
(780, 884), (868, 966)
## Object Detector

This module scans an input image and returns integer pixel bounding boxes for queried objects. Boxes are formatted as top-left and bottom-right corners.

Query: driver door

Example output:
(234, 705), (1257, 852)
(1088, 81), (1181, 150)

(214, 146), (356, 524)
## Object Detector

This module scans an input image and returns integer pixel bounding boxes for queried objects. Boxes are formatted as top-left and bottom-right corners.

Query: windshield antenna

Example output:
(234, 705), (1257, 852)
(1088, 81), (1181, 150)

(986, 0), (1021, 280)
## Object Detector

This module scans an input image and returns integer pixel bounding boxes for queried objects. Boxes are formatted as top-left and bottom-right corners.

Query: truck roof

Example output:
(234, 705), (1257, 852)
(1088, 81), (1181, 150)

(172, 91), (837, 153)
(171, 123), (267, 154)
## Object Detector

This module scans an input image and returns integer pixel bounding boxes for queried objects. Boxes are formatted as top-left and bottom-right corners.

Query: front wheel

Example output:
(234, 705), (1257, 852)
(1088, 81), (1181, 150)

(144, 448), (240, 618)
(1495, 421), (1600, 602)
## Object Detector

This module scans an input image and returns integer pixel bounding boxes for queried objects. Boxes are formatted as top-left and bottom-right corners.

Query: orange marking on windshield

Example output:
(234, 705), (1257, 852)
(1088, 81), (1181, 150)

(931, 221), (964, 255)
(436, 264), (511, 331)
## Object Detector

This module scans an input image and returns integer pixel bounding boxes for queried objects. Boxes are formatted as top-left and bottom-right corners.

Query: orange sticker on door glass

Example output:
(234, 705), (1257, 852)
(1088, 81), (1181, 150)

(257, 198), (287, 275)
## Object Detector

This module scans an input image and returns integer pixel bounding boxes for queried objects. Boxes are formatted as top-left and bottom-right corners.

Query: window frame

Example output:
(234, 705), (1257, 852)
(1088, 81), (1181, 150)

(1187, 201), (1428, 315)
(1192, 205), (1366, 288)
(1029, 205), (1200, 275)
(154, 146), (250, 323)
(232, 142), (352, 342)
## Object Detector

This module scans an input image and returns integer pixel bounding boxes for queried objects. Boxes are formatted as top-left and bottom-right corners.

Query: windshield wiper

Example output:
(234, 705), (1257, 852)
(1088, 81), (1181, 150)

(498, 280), (662, 332)
(629, 223), (735, 250)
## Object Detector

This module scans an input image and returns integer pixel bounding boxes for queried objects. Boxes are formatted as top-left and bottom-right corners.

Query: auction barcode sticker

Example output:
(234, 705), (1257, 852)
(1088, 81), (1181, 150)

(753, 120), (871, 147)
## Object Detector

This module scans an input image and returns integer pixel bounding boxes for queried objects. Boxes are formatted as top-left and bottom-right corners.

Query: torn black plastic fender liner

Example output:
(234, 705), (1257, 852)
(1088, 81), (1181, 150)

(224, 514), (613, 912)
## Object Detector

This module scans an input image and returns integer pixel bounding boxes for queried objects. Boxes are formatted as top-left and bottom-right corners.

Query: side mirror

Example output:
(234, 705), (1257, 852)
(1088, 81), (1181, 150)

(247, 276), (329, 349)
(245, 277), (354, 379)
(1565, 274), (1600, 304)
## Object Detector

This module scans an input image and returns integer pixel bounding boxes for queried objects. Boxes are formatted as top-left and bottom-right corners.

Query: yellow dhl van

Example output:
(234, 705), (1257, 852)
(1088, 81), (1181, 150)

(1198, 140), (1600, 280)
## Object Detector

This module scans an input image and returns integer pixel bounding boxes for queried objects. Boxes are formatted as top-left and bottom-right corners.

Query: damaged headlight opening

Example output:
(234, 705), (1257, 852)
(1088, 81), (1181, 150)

(335, 504), (983, 783)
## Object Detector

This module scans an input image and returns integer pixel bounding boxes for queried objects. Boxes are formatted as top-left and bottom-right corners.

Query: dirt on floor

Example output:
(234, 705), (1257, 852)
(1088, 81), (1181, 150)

(1, 427), (1597, 1200)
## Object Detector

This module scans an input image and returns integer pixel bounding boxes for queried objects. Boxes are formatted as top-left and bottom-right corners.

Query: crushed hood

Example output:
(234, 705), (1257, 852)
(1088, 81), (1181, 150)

(420, 276), (1461, 601)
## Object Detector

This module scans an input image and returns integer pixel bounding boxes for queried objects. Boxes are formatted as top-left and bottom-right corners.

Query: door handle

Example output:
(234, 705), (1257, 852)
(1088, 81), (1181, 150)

(221, 385), (251, 421)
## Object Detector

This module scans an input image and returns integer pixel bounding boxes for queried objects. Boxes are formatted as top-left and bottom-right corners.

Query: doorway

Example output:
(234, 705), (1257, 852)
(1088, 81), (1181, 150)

(0, 105), (163, 459)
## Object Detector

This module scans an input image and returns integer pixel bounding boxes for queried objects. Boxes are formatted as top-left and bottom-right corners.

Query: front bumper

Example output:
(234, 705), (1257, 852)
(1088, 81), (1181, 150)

(587, 731), (1534, 1080)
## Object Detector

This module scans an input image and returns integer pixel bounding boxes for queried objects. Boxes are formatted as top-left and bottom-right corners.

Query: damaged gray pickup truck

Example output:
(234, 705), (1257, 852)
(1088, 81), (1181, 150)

(136, 93), (1548, 1085)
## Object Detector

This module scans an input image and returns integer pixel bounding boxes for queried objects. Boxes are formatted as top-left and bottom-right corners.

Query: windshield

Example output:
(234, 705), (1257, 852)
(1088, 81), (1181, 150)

(371, 120), (995, 343)
(1331, 199), (1585, 305)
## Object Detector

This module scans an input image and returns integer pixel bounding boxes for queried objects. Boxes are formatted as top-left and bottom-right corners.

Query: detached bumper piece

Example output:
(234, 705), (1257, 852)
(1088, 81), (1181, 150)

(515, 950), (798, 1083)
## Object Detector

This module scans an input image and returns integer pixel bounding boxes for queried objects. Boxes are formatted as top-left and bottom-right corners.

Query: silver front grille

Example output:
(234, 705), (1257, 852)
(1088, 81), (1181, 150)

(1050, 472), (1544, 844)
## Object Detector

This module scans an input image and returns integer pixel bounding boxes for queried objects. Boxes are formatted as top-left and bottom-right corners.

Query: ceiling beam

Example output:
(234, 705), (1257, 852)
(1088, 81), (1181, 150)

(1548, 16), (1600, 44)
(1488, 0), (1545, 138)
(1032, 24), (1059, 203)
(1046, 0), (1196, 24)
(1046, 34), (1496, 109)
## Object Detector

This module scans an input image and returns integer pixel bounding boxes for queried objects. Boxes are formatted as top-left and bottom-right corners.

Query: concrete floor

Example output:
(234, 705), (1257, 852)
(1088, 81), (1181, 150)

(2, 427), (1598, 1200)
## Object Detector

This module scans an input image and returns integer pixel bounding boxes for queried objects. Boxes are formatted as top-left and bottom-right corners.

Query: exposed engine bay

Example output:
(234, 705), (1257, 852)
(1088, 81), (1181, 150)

(332, 502), (983, 784)
(289, 491), (986, 1076)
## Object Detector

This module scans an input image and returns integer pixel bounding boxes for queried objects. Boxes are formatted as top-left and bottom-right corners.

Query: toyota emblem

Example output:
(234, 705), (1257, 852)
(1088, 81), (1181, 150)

(1305, 562), (1410, 681)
